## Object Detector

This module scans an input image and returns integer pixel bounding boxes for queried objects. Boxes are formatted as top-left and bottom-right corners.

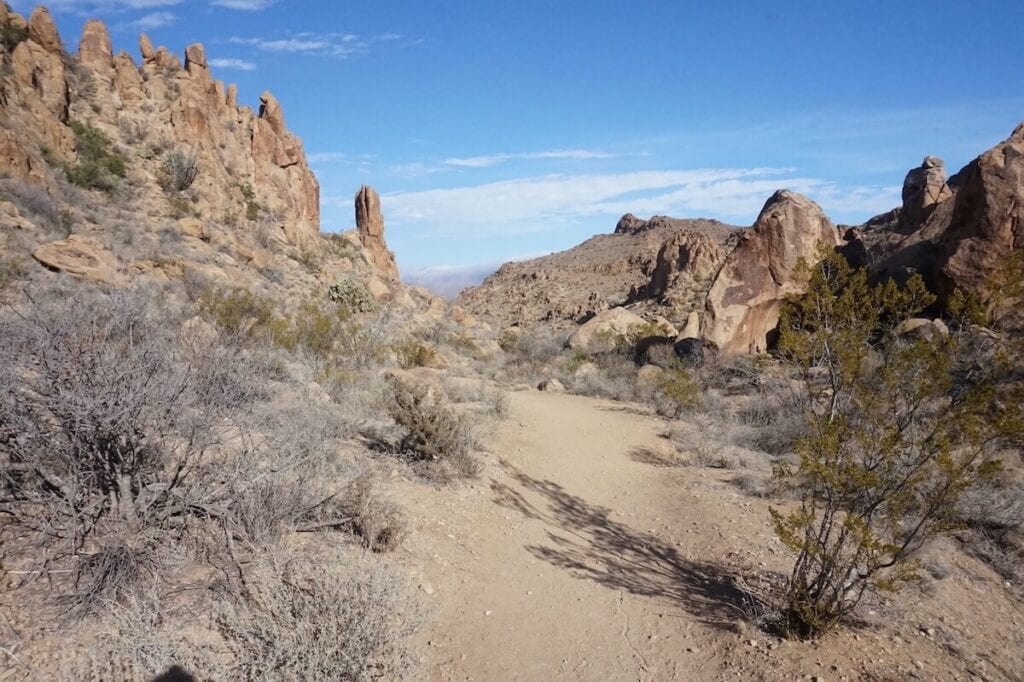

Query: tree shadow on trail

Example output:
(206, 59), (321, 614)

(491, 458), (762, 631)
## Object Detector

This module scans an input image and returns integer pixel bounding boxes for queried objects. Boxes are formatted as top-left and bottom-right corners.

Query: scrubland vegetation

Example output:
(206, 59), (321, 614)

(0, 272), (496, 679)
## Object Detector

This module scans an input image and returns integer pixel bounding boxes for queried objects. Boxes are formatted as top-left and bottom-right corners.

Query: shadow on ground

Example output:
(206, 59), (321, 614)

(491, 459), (761, 630)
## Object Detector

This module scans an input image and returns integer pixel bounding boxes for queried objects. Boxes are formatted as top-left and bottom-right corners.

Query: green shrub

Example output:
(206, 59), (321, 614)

(0, 14), (28, 51)
(655, 367), (700, 416)
(394, 340), (441, 369)
(199, 286), (278, 338)
(386, 376), (477, 477)
(64, 120), (128, 192)
(327, 278), (375, 314)
(770, 251), (1023, 639)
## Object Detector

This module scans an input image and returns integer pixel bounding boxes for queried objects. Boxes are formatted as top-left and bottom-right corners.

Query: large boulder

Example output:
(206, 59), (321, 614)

(901, 156), (952, 229)
(702, 190), (841, 354)
(566, 307), (648, 353)
(640, 229), (724, 300)
(33, 235), (125, 285)
(934, 123), (1024, 318)
(355, 185), (400, 280)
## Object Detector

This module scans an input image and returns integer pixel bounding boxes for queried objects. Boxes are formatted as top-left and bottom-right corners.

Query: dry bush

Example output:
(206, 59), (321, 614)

(394, 340), (442, 368)
(670, 413), (751, 469)
(59, 588), (228, 681)
(216, 552), (423, 681)
(158, 149), (200, 193)
(338, 473), (408, 553)
(0, 284), (211, 611)
(0, 178), (70, 235)
(385, 376), (478, 478)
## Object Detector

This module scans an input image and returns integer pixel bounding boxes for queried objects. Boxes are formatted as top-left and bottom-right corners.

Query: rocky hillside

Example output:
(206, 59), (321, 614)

(0, 4), (438, 314)
(460, 123), (1024, 354)
(456, 215), (738, 330)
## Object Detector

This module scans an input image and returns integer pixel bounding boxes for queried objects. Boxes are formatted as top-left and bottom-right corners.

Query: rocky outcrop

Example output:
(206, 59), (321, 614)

(458, 215), (737, 330)
(33, 235), (125, 285)
(933, 124), (1024, 313)
(636, 229), (724, 300)
(355, 185), (399, 280)
(702, 191), (841, 355)
(901, 156), (952, 229)
(0, 7), (320, 249)
(27, 6), (60, 53)
(78, 20), (113, 71)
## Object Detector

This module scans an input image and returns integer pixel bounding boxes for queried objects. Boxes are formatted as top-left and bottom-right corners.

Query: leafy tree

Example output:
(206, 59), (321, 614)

(771, 250), (1023, 639)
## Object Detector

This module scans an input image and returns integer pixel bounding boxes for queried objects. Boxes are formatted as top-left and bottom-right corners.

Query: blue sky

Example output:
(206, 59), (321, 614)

(20, 0), (1024, 286)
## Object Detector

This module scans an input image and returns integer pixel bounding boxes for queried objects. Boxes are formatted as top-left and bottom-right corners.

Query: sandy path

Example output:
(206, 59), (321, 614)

(401, 390), (743, 681)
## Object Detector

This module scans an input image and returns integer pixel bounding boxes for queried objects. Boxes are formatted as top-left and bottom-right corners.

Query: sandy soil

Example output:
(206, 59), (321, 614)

(397, 389), (1024, 681)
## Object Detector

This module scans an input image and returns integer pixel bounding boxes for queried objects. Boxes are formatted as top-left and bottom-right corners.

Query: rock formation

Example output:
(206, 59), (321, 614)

(901, 156), (952, 229)
(32, 235), (125, 285)
(933, 123), (1024, 312)
(702, 191), (841, 355)
(566, 307), (649, 353)
(355, 185), (399, 280)
(0, 8), (320, 249)
(457, 215), (736, 330)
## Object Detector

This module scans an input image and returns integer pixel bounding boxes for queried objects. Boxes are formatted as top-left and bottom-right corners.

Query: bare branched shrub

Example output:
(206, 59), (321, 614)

(385, 376), (478, 478)
(60, 588), (228, 681)
(0, 285), (208, 609)
(339, 473), (408, 552)
(216, 552), (423, 681)
(158, 150), (200, 193)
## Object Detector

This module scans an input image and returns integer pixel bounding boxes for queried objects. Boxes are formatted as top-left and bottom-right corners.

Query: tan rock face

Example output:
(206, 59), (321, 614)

(935, 124), (1024, 316)
(901, 156), (952, 228)
(566, 307), (649, 353)
(27, 6), (61, 54)
(139, 33), (156, 63)
(78, 20), (113, 70)
(33, 235), (125, 285)
(355, 185), (399, 279)
(702, 190), (841, 355)
(643, 229), (724, 299)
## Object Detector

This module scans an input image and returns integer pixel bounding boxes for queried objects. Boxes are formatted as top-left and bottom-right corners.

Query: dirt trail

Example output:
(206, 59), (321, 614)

(399, 389), (1024, 681)
(401, 390), (745, 681)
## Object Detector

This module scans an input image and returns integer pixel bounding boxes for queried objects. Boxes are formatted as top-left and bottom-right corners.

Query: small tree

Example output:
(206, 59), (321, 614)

(158, 149), (200, 193)
(770, 251), (1023, 639)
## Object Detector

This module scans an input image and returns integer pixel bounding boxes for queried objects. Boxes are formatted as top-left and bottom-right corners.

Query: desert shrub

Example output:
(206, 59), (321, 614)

(339, 473), (408, 553)
(653, 367), (700, 417)
(64, 120), (128, 192)
(61, 588), (229, 680)
(217, 553), (423, 681)
(394, 340), (441, 369)
(328, 278), (375, 314)
(670, 413), (748, 468)
(322, 232), (357, 259)
(0, 254), (29, 293)
(157, 149), (200, 193)
(240, 183), (260, 221)
(0, 286), (209, 610)
(770, 251), (1024, 639)
(0, 13), (28, 51)
(386, 376), (478, 478)
(199, 285), (278, 338)
(0, 178), (61, 227)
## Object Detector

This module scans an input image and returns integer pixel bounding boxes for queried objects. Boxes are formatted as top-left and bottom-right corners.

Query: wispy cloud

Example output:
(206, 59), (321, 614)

(208, 57), (256, 71)
(444, 149), (620, 168)
(384, 168), (899, 238)
(211, 0), (274, 9)
(127, 10), (175, 29)
(25, 0), (182, 12)
(307, 151), (377, 165)
(228, 32), (404, 58)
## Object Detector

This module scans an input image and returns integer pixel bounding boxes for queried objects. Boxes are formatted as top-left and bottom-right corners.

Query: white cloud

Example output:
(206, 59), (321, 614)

(229, 32), (406, 58)
(211, 0), (274, 9)
(444, 149), (619, 168)
(127, 10), (175, 29)
(307, 151), (377, 164)
(384, 168), (899, 238)
(24, 0), (181, 11)
(208, 57), (256, 71)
